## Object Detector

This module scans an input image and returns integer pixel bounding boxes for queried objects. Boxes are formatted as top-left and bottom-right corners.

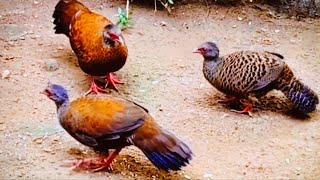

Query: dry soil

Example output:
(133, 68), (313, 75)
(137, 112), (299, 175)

(0, 0), (320, 179)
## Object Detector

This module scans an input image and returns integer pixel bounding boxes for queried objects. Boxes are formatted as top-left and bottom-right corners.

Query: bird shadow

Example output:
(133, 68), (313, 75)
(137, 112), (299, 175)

(52, 48), (92, 93)
(52, 48), (134, 96)
(110, 154), (186, 180)
(198, 90), (313, 120)
(65, 148), (185, 180)
(255, 93), (312, 120)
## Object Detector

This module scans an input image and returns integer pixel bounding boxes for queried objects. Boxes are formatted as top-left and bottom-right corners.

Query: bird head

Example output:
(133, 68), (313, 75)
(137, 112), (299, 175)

(42, 84), (69, 105)
(104, 24), (125, 45)
(194, 41), (219, 60)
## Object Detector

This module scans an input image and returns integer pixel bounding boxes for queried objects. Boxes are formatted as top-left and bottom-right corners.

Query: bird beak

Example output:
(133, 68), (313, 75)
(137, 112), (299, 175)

(193, 48), (201, 54)
(115, 35), (125, 45)
(109, 32), (125, 45)
(40, 89), (50, 96)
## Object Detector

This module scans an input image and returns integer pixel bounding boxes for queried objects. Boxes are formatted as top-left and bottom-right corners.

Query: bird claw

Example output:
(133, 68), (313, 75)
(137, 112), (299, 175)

(230, 100), (253, 117)
(218, 96), (237, 104)
(92, 163), (113, 172)
(105, 73), (124, 92)
(230, 109), (253, 117)
(85, 77), (107, 96)
(62, 158), (89, 171)
(62, 157), (113, 172)
(85, 87), (107, 96)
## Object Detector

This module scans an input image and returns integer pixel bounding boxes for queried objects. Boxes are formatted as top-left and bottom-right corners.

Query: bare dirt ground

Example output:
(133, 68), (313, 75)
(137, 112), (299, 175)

(0, 0), (320, 179)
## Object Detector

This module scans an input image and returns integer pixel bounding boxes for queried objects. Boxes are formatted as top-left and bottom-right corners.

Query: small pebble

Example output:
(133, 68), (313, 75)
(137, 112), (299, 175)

(152, 80), (159, 85)
(184, 175), (191, 179)
(261, 28), (267, 32)
(2, 69), (10, 79)
(45, 59), (59, 71)
(285, 158), (290, 164)
(160, 21), (167, 26)
(42, 148), (53, 153)
(203, 172), (214, 179)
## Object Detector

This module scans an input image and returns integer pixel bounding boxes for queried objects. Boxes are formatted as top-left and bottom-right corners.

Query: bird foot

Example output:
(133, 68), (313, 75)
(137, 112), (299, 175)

(85, 77), (107, 96)
(230, 100), (253, 117)
(62, 157), (113, 172)
(218, 96), (237, 104)
(105, 73), (124, 92)
(62, 149), (122, 172)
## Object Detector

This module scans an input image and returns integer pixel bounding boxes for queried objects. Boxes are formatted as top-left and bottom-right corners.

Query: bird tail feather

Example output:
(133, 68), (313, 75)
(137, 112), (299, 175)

(52, 0), (88, 37)
(133, 129), (192, 171)
(277, 65), (319, 113)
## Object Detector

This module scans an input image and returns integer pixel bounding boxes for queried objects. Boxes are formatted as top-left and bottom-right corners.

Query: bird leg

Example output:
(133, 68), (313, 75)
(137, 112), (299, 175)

(218, 95), (237, 104)
(91, 148), (122, 172)
(105, 73), (124, 91)
(85, 76), (107, 96)
(63, 156), (109, 171)
(230, 99), (253, 117)
(62, 148), (122, 172)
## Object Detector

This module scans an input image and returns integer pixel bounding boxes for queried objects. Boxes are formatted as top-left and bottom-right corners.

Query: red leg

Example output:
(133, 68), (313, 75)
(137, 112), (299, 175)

(92, 148), (122, 172)
(63, 148), (122, 172)
(85, 76), (106, 96)
(105, 73), (124, 91)
(230, 99), (253, 117)
(218, 95), (237, 104)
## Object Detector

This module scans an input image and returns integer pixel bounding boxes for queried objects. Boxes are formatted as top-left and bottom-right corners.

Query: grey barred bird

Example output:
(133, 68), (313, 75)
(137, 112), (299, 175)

(194, 41), (319, 116)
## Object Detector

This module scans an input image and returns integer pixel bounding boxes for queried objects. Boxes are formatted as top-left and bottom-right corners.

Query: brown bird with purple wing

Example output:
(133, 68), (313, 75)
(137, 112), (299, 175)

(42, 84), (192, 172)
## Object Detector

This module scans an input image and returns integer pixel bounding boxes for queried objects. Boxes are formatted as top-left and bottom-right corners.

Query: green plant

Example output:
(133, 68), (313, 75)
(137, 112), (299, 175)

(116, 0), (132, 30)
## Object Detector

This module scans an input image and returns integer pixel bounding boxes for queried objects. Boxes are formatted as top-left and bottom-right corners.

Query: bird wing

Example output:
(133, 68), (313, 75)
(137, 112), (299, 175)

(62, 95), (147, 141)
(247, 51), (285, 91)
(69, 10), (112, 61)
(214, 51), (285, 95)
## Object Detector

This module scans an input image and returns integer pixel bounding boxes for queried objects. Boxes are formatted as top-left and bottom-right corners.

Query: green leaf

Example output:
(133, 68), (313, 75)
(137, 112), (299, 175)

(118, 7), (122, 14)
(167, 0), (174, 4)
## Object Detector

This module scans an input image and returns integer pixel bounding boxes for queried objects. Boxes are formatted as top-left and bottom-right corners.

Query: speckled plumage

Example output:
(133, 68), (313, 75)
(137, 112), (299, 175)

(196, 42), (318, 114)
(44, 84), (192, 171)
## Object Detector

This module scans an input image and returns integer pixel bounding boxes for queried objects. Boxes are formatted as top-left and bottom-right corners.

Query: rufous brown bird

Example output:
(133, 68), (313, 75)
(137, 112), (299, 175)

(42, 84), (192, 172)
(53, 0), (128, 94)
(194, 41), (319, 116)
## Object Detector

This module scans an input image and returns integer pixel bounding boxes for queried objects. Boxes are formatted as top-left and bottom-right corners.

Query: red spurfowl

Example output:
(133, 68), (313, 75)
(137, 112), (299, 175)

(53, 0), (128, 94)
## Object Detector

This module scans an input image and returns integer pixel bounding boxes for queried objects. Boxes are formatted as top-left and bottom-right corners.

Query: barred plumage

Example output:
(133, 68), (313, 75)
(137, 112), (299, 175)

(195, 41), (318, 115)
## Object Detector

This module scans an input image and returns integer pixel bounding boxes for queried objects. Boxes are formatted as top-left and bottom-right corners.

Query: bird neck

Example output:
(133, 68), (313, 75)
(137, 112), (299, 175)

(203, 57), (220, 69)
(204, 55), (218, 61)
(56, 100), (70, 116)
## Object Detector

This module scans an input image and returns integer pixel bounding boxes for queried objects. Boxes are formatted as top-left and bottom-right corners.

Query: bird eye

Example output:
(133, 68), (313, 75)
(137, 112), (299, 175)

(105, 24), (113, 30)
